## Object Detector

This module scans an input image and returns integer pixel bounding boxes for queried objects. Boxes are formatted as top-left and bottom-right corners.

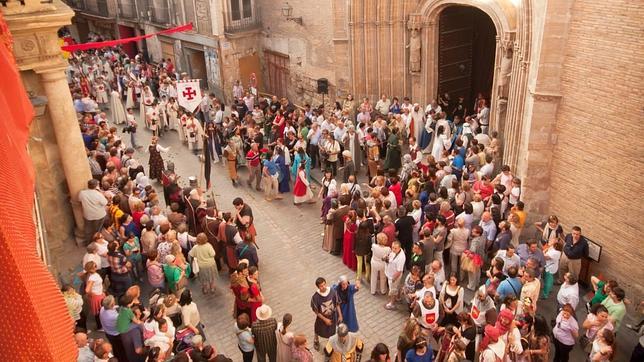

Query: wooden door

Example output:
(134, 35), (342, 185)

(438, 7), (474, 107)
(263, 50), (289, 97)
(238, 53), (263, 94)
(118, 25), (136, 59)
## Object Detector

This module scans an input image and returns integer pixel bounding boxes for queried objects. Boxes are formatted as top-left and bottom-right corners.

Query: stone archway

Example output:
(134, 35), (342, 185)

(435, 6), (497, 111)
(410, 0), (523, 162)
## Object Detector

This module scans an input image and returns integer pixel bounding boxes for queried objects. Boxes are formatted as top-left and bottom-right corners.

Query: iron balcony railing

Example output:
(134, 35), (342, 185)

(223, 2), (261, 33)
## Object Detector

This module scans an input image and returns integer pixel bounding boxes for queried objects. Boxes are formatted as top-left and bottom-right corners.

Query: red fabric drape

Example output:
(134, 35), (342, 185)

(0, 12), (77, 361)
(61, 23), (193, 52)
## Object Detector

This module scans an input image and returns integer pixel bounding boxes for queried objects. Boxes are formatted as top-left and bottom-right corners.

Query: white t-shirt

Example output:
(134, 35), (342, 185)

(96, 241), (109, 268)
(509, 186), (521, 204)
(544, 248), (561, 274)
(87, 273), (103, 295)
(82, 253), (101, 270)
(495, 250), (521, 274)
(385, 250), (406, 280)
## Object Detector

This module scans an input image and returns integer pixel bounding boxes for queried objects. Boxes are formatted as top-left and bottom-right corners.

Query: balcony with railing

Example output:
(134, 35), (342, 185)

(224, 0), (261, 34)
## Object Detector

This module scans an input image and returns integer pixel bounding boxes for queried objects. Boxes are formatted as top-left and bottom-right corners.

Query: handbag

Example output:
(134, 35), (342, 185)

(191, 256), (200, 275)
(579, 334), (592, 353)
(460, 254), (474, 272)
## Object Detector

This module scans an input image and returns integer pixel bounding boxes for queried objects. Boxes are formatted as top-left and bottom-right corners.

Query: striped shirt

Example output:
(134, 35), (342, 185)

(246, 150), (261, 167)
(108, 252), (129, 274)
(252, 318), (278, 355)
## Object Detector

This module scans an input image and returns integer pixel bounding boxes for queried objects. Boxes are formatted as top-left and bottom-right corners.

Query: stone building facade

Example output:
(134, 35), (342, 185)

(60, 0), (643, 300)
(267, 0), (644, 301)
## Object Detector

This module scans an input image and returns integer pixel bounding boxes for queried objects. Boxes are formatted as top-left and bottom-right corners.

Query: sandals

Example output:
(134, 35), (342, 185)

(313, 339), (320, 351)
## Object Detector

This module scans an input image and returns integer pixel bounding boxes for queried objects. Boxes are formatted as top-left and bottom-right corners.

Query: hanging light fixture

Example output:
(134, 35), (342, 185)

(280, 2), (302, 25)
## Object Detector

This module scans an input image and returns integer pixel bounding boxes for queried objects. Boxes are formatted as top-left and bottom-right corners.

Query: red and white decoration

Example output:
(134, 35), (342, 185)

(176, 79), (203, 113)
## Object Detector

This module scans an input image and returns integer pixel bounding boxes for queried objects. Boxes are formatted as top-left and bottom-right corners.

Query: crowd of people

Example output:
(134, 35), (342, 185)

(61, 42), (644, 362)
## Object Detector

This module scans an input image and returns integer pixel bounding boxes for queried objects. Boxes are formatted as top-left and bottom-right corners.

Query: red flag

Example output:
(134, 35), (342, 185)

(61, 23), (193, 52)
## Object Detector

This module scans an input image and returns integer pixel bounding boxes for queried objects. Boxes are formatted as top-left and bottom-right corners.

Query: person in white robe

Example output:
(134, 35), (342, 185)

(109, 89), (127, 125)
(431, 125), (452, 162)
(125, 80), (137, 110)
(165, 97), (179, 131)
(140, 86), (155, 129)
(411, 103), (425, 143)
(342, 125), (363, 173)
(93, 77), (109, 106)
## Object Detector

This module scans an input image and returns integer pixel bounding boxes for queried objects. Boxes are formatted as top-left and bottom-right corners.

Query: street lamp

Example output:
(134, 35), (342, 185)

(281, 2), (303, 25)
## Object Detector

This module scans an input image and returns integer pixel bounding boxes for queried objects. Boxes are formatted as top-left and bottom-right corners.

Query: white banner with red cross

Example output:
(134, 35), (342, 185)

(176, 79), (203, 113)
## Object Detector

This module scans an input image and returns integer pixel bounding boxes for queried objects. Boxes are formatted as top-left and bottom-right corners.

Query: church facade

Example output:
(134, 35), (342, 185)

(257, 0), (644, 301)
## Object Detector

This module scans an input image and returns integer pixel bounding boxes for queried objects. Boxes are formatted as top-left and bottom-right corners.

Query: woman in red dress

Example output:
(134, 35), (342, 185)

(342, 211), (358, 271)
(247, 266), (263, 323)
(272, 110), (285, 137)
(79, 75), (91, 96)
(293, 163), (314, 205)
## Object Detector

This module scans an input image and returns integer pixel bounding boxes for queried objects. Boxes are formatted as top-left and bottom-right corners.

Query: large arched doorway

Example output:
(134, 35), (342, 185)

(437, 6), (496, 111)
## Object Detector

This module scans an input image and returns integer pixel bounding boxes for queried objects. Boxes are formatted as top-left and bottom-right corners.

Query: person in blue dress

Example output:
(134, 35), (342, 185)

(333, 275), (360, 332)
(291, 147), (311, 184)
(419, 112), (435, 151)
(274, 147), (291, 194)
(405, 337), (433, 362)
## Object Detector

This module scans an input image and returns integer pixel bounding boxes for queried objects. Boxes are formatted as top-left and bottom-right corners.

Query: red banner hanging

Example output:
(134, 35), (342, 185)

(61, 23), (193, 52)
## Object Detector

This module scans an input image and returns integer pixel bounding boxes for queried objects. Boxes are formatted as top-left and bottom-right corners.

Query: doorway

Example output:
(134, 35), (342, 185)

(118, 25), (137, 59)
(264, 50), (289, 98)
(437, 6), (496, 109)
(185, 47), (208, 89)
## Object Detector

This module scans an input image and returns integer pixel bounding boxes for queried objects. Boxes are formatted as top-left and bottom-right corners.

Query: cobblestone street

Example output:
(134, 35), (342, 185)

(132, 126), (411, 360)
(123, 124), (637, 361)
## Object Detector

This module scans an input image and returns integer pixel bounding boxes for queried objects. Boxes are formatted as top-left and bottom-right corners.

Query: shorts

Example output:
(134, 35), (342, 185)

(388, 277), (401, 296)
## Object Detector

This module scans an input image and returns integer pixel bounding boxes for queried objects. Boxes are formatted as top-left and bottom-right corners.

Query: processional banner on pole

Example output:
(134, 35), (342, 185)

(176, 79), (203, 113)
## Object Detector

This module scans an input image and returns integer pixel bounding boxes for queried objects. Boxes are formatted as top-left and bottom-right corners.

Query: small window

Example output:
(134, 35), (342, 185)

(230, 0), (241, 21)
(242, 0), (252, 19)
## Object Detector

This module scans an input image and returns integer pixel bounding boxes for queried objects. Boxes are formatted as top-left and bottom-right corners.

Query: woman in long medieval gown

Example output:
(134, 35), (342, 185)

(431, 125), (452, 163)
(109, 89), (127, 125)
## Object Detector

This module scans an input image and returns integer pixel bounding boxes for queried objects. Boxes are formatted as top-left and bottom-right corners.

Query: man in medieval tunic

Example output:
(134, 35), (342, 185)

(324, 323), (364, 362)
(311, 277), (343, 352)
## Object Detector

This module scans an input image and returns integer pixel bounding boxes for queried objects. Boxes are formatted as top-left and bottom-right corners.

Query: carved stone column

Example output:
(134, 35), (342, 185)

(5, 0), (92, 244)
(407, 14), (423, 101)
(36, 65), (92, 241)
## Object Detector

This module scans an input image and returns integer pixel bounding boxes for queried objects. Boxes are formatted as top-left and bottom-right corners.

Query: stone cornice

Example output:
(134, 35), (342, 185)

(530, 89), (562, 102)
(4, 0), (74, 71)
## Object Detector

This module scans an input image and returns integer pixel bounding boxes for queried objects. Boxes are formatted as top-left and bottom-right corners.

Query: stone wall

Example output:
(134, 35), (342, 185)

(220, 32), (261, 102)
(548, 0), (644, 300)
(256, 0), (336, 105)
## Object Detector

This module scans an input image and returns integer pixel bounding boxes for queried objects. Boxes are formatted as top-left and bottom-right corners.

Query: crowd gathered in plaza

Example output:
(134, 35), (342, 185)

(63, 41), (643, 362)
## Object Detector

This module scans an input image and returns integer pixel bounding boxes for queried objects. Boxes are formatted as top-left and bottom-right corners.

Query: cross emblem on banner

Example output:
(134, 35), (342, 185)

(182, 87), (197, 100)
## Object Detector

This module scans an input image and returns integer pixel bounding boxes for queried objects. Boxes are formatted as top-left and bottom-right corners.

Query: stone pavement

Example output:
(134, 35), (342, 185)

(137, 126), (412, 359)
(96, 116), (639, 361)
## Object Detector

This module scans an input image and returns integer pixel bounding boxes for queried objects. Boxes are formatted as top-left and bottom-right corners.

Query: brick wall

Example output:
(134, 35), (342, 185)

(549, 0), (644, 301)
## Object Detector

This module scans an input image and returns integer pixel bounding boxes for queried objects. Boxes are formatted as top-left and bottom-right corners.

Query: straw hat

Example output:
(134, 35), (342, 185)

(256, 305), (273, 321)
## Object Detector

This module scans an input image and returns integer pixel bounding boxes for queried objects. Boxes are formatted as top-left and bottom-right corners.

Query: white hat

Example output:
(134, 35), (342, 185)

(165, 254), (176, 264)
(256, 305), (273, 321)
(342, 150), (352, 158)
